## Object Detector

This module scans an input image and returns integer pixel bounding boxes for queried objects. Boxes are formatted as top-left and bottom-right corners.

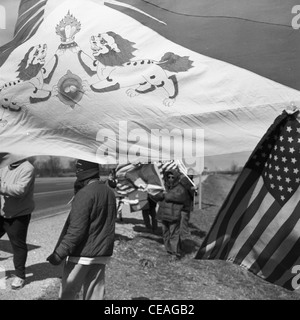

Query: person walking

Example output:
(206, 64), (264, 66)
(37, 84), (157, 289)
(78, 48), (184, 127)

(142, 196), (158, 233)
(46, 159), (116, 300)
(156, 169), (189, 261)
(0, 158), (36, 289)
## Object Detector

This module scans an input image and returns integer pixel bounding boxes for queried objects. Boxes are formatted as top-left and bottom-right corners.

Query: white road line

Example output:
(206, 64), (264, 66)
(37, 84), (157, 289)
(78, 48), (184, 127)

(34, 189), (73, 196)
(32, 210), (69, 222)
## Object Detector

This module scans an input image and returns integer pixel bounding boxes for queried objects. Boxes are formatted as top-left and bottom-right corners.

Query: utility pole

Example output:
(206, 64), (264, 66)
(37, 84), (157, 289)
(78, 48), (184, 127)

(0, 5), (6, 30)
(193, 157), (204, 210)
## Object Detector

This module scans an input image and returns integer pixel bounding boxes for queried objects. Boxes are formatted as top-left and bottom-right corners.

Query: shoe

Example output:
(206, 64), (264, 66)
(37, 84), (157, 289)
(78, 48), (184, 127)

(11, 276), (25, 290)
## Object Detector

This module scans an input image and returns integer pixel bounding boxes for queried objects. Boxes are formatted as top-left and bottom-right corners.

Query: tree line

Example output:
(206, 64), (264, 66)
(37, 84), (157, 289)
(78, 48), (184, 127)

(32, 156), (116, 177)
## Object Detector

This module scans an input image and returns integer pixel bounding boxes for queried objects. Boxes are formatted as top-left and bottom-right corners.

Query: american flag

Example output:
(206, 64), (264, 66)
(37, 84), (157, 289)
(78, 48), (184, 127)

(195, 110), (300, 291)
(157, 160), (196, 188)
(115, 162), (165, 211)
(115, 163), (137, 196)
(116, 160), (195, 195)
(156, 160), (179, 179)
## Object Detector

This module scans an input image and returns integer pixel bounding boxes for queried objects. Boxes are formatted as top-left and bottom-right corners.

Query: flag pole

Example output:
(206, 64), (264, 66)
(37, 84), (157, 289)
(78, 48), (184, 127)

(197, 174), (202, 210)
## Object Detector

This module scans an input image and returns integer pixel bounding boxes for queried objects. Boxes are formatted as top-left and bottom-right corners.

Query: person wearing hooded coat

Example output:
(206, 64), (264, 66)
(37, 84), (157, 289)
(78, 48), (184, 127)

(156, 169), (190, 260)
(46, 159), (116, 300)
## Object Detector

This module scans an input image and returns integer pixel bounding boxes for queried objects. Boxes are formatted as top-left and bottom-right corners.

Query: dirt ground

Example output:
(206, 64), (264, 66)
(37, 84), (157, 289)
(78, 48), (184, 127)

(0, 174), (300, 300)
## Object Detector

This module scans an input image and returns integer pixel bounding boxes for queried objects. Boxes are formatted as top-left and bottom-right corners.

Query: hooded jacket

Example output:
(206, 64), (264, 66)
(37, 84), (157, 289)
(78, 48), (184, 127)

(54, 180), (116, 259)
(0, 160), (35, 218)
(157, 169), (189, 222)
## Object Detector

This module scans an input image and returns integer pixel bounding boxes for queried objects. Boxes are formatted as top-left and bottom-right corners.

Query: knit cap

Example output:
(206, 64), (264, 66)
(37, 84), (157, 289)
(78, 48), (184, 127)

(76, 159), (99, 181)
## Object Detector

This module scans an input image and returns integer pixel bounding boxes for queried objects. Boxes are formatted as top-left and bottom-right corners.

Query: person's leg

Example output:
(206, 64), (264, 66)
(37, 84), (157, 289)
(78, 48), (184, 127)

(0, 216), (6, 238)
(149, 202), (158, 232)
(168, 220), (182, 258)
(59, 260), (88, 300)
(142, 209), (152, 229)
(116, 198), (123, 221)
(82, 264), (106, 300)
(151, 215), (158, 233)
(5, 215), (31, 280)
(161, 221), (172, 254)
(180, 210), (190, 240)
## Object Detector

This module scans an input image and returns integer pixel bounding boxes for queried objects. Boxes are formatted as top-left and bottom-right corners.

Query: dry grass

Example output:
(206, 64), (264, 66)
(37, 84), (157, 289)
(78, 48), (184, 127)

(38, 174), (300, 300)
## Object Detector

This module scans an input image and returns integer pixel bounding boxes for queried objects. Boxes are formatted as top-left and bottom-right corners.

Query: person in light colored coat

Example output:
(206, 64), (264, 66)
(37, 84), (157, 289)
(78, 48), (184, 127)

(0, 158), (35, 289)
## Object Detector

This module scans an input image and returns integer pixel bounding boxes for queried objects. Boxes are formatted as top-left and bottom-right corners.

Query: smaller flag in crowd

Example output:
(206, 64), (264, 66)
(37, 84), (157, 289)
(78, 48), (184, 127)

(156, 160), (196, 187)
(114, 163), (137, 196)
(195, 110), (300, 291)
(115, 162), (165, 212)
(115, 160), (197, 212)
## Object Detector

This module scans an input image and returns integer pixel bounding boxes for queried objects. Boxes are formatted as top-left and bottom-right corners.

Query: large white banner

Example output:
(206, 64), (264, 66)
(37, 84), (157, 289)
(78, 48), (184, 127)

(0, 0), (299, 169)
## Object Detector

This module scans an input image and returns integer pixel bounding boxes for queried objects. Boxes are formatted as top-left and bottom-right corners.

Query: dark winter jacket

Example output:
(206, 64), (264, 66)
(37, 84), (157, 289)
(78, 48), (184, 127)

(55, 180), (116, 259)
(157, 169), (189, 222)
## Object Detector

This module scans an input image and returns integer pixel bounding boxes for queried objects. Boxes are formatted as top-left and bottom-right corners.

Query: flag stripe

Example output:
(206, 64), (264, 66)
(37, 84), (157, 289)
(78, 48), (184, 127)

(243, 186), (300, 278)
(218, 183), (269, 260)
(251, 199), (300, 280)
(197, 169), (257, 257)
(268, 238), (300, 290)
(115, 163), (165, 206)
(257, 237), (299, 283)
(215, 175), (266, 259)
(231, 199), (280, 265)
(281, 245), (300, 290)
(254, 202), (300, 284)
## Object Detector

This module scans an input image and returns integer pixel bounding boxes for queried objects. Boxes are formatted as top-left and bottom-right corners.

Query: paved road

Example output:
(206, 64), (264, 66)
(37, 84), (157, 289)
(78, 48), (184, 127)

(32, 177), (75, 220)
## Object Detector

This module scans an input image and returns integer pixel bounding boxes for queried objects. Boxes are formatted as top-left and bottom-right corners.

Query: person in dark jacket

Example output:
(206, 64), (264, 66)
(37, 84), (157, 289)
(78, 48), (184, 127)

(46, 159), (116, 300)
(156, 169), (189, 260)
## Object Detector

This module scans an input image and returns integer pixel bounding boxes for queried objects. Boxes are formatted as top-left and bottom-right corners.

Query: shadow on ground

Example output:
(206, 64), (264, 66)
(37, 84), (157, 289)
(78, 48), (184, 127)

(116, 217), (144, 225)
(114, 233), (133, 242)
(0, 240), (40, 254)
(5, 262), (62, 285)
(181, 239), (201, 254)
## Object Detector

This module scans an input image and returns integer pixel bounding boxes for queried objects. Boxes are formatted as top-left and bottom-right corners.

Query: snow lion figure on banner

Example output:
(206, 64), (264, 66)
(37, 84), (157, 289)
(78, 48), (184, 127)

(0, 44), (49, 112)
(78, 31), (194, 107)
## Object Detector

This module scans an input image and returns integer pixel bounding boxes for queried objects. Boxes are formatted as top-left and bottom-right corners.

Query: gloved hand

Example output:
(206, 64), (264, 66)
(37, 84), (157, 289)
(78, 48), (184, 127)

(46, 251), (63, 266)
